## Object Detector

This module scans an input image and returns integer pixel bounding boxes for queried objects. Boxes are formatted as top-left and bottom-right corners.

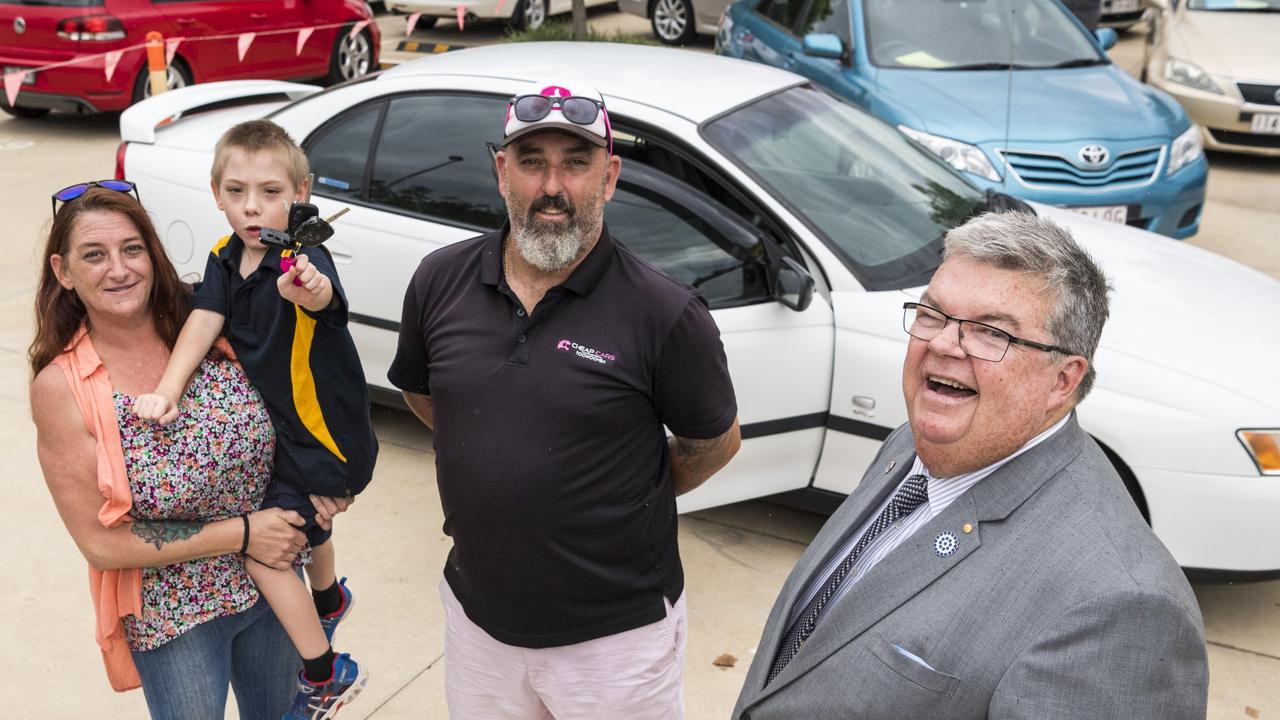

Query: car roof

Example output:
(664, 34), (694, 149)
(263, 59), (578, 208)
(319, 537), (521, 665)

(378, 41), (805, 123)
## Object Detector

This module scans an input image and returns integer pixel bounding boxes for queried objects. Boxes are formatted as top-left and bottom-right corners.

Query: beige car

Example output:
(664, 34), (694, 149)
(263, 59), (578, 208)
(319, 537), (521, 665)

(1145, 0), (1280, 157)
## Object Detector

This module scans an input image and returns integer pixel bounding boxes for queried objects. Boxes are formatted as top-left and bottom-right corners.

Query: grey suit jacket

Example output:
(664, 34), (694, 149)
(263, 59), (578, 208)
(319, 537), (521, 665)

(733, 415), (1207, 719)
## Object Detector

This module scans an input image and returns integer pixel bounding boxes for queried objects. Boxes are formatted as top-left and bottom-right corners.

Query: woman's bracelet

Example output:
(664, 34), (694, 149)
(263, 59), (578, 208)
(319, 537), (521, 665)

(239, 514), (250, 555)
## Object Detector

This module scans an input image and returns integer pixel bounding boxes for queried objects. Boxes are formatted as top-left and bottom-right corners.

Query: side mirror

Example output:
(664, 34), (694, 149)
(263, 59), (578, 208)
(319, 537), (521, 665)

(775, 256), (815, 312)
(802, 33), (845, 60)
(1094, 27), (1118, 51)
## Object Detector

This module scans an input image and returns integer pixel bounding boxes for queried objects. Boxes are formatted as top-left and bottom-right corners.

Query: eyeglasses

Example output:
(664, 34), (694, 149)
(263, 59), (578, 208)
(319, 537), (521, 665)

(51, 179), (140, 216)
(509, 94), (606, 126)
(902, 302), (1075, 362)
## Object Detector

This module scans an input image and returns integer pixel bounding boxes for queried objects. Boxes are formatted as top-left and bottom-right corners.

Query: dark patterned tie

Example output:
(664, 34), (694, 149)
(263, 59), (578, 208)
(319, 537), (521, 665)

(765, 473), (930, 686)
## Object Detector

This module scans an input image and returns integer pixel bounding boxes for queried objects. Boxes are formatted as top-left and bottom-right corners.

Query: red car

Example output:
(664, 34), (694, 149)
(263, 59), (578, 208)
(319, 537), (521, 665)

(1, 0), (379, 117)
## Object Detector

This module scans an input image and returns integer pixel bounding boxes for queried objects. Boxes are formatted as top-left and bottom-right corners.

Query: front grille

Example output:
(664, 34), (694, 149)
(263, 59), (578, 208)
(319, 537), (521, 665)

(1237, 83), (1280, 107)
(1209, 128), (1280, 149)
(1001, 146), (1163, 190)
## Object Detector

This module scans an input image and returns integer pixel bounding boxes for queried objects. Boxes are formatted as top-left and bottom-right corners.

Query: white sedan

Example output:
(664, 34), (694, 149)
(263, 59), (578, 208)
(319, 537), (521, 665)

(387, 0), (614, 31)
(117, 42), (1280, 576)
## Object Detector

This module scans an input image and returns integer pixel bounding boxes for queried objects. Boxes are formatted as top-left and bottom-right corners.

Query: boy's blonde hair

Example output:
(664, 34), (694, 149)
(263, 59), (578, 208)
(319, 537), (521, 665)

(211, 119), (310, 190)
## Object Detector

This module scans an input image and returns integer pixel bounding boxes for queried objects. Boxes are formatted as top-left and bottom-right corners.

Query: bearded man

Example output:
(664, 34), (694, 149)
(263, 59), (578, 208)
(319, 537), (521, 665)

(389, 80), (741, 719)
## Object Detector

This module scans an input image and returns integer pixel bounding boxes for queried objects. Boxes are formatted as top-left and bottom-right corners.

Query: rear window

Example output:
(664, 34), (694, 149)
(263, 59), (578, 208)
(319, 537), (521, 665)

(0, 0), (103, 6)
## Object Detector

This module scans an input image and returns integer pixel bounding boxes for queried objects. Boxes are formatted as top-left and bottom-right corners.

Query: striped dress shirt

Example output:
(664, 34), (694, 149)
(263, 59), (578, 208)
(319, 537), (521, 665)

(787, 413), (1072, 626)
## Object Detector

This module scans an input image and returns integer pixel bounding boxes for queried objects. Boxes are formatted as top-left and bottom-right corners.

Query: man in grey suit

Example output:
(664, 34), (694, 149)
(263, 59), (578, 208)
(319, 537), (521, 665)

(733, 212), (1208, 719)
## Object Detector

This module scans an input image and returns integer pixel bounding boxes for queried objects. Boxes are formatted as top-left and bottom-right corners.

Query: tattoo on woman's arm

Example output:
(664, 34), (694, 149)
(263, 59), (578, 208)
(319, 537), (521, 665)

(131, 520), (203, 550)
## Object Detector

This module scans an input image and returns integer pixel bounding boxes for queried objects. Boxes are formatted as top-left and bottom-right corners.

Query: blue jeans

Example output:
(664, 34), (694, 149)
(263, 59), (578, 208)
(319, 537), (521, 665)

(131, 597), (300, 720)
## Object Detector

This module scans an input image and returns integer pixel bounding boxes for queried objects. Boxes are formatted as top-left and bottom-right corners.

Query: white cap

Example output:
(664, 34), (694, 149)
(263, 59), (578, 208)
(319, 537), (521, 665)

(503, 81), (610, 150)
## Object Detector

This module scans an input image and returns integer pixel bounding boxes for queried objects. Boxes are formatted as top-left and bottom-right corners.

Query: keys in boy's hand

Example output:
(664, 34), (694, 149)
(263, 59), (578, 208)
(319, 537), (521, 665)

(277, 253), (330, 306)
(134, 392), (180, 425)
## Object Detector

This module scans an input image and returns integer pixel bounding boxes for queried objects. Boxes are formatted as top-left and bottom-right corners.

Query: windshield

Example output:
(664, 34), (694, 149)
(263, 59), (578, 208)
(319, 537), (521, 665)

(864, 0), (1105, 70)
(702, 85), (986, 291)
(1187, 0), (1280, 9)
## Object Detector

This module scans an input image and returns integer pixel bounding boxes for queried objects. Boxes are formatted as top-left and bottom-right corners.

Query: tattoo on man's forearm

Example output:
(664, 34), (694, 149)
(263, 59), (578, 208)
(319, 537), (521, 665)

(131, 520), (203, 550)
(673, 434), (733, 473)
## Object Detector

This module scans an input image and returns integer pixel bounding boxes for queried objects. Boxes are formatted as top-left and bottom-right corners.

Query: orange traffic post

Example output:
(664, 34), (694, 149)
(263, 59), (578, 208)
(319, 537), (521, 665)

(145, 31), (167, 97)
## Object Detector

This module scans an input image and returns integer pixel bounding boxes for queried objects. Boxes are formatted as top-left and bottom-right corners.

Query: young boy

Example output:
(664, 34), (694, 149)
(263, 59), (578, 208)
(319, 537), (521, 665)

(134, 119), (377, 719)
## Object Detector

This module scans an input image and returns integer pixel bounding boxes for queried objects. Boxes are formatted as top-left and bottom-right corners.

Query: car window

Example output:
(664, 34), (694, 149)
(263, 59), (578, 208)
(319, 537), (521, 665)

(755, 0), (807, 31)
(368, 93), (507, 230)
(703, 84), (986, 291)
(307, 101), (383, 203)
(863, 0), (1103, 69)
(607, 179), (770, 309)
(797, 0), (851, 43)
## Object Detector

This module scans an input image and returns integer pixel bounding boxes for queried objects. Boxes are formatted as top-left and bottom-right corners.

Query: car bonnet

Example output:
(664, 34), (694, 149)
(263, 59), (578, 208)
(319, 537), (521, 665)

(1037, 204), (1280, 417)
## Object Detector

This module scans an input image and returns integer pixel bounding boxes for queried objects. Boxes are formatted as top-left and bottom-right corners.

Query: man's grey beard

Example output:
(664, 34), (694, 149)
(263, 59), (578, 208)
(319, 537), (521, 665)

(511, 193), (603, 272)
(512, 217), (596, 272)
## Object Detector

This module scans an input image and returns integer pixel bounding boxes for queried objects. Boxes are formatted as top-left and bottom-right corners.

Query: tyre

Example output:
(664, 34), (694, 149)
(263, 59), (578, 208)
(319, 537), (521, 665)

(651, 0), (696, 45)
(509, 0), (548, 31)
(326, 26), (374, 85)
(1, 105), (50, 119)
(130, 58), (192, 105)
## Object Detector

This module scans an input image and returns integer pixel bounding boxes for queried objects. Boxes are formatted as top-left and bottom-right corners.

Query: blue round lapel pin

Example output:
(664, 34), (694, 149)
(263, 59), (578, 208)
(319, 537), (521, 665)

(934, 532), (959, 557)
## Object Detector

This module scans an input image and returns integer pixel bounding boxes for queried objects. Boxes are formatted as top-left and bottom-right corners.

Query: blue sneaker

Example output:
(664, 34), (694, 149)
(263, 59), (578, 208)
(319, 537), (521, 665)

(283, 653), (368, 720)
(318, 577), (353, 644)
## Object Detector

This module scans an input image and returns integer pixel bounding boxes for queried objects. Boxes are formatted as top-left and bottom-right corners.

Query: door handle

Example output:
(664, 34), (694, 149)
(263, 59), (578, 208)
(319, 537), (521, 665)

(249, 12), (267, 19)
(176, 17), (197, 24)
(327, 241), (353, 263)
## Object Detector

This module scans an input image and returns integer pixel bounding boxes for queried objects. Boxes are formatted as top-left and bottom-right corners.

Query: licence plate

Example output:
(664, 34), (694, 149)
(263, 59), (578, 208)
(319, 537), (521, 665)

(1251, 113), (1280, 135)
(1106, 0), (1140, 12)
(3, 66), (34, 85)
(1070, 205), (1128, 224)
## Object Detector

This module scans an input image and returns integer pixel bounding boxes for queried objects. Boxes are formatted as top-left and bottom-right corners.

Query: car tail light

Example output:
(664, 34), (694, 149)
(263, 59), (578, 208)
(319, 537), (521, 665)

(57, 15), (127, 42)
(115, 141), (128, 180)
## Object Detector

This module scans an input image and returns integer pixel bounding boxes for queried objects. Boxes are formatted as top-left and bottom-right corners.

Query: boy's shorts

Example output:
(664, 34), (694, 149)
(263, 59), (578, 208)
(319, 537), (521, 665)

(261, 479), (333, 547)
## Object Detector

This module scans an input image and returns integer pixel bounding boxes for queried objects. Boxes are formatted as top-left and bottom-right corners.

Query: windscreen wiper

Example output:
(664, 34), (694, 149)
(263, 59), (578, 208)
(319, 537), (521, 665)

(1047, 58), (1107, 68)
(936, 62), (1027, 71)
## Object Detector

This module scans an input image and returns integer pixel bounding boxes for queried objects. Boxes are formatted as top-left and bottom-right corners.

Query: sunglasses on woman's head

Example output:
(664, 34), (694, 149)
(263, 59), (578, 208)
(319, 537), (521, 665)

(51, 179), (140, 216)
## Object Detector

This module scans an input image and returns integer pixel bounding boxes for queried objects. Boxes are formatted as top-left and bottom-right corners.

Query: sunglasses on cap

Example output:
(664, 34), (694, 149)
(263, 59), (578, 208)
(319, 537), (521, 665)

(51, 179), (140, 216)
(509, 94), (606, 126)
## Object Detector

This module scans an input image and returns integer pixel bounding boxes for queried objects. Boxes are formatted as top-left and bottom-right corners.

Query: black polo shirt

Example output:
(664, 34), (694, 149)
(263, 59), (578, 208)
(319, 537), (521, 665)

(389, 223), (737, 648)
(192, 234), (377, 498)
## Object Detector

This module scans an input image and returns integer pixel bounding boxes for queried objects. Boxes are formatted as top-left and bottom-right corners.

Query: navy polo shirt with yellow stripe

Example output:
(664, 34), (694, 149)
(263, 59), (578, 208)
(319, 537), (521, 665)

(389, 223), (737, 648)
(192, 234), (377, 499)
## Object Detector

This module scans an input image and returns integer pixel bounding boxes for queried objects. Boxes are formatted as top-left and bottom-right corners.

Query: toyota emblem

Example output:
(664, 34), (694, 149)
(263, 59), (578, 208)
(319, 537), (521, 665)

(13, 17), (26, 34)
(1077, 144), (1110, 168)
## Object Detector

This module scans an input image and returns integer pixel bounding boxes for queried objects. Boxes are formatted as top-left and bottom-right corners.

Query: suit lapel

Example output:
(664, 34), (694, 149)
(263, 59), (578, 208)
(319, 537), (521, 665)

(743, 415), (1091, 708)
(741, 434), (918, 701)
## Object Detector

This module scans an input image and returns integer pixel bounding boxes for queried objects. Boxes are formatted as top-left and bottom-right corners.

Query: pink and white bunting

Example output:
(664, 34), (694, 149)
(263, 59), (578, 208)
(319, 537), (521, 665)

(348, 19), (371, 39)
(165, 37), (182, 66)
(237, 32), (256, 62)
(405, 12), (422, 36)
(103, 50), (124, 82)
(456, 6), (465, 30)
(296, 27), (315, 56)
(3, 70), (26, 108)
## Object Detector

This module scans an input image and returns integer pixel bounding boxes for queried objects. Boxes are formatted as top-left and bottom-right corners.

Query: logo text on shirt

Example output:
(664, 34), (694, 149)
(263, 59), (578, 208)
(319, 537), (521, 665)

(556, 338), (616, 365)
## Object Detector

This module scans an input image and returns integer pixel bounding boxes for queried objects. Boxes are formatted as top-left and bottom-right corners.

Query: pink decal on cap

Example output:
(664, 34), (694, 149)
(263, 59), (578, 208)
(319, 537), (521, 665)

(556, 340), (572, 351)
(541, 85), (572, 98)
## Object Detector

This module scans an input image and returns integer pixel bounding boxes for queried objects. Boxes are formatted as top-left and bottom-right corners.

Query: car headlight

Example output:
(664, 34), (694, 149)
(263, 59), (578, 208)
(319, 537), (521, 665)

(1163, 57), (1222, 94)
(897, 126), (1001, 182)
(1167, 124), (1203, 175)
(1238, 430), (1280, 475)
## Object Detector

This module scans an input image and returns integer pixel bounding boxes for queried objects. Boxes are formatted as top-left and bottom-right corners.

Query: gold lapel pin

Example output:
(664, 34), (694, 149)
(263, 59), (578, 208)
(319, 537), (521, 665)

(963, 523), (973, 534)
(885, 459), (896, 474)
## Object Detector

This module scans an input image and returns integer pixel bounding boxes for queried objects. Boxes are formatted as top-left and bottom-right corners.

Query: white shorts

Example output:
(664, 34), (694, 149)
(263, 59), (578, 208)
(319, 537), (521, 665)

(439, 577), (687, 720)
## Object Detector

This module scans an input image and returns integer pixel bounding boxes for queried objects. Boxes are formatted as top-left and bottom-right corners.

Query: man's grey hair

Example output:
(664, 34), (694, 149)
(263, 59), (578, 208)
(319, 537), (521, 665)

(943, 212), (1112, 401)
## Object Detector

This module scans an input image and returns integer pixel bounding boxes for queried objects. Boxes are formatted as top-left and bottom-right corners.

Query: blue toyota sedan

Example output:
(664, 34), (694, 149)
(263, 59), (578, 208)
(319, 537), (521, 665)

(716, 0), (1207, 238)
